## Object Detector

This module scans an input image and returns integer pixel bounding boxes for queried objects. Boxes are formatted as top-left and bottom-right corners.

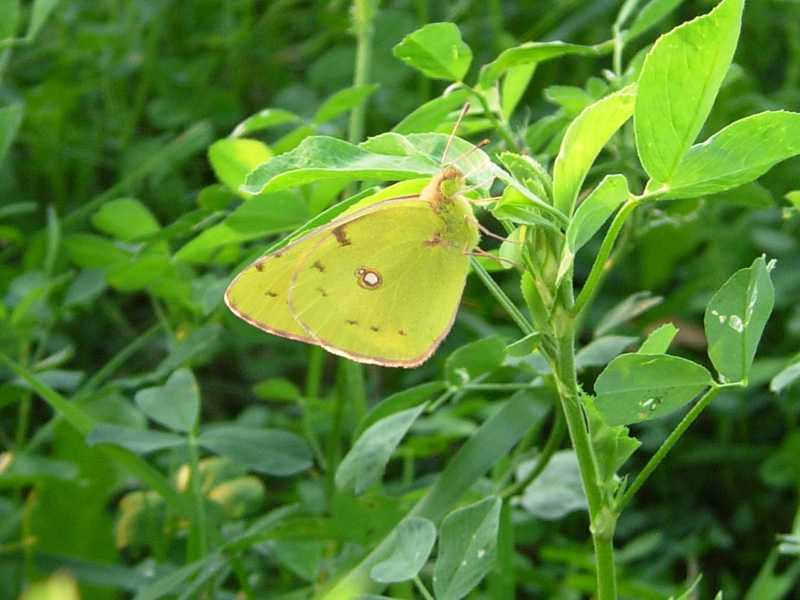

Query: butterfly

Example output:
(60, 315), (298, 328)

(225, 106), (487, 367)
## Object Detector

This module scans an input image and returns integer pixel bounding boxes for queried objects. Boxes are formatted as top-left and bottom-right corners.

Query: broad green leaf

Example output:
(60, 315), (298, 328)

(0, 102), (23, 164)
(314, 85), (378, 124)
(786, 190), (800, 210)
(504, 332), (542, 358)
(231, 108), (300, 138)
(566, 174), (630, 252)
(392, 91), (471, 134)
(500, 64), (536, 120)
(584, 398), (641, 485)
(575, 335), (638, 369)
(86, 424), (186, 454)
(770, 361), (800, 394)
(158, 324), (224, 373)
(335, 403), (427, 495)
(92, 198), (161, 242)
(198, 425), (313, 476)
(63, 234), (130, 268)
(517, 450), (587, 519)
(638, 323), (678, 354)
(433, 497), (501, 600)
(0, 0), (20, 40)
(209, 138), (273, 196)
(242, 136), (437, 195)
(595, 353), (713, 426)
(393, 23), (472, 82)
(553, 86), (636, 216)
(624, 0), (685, 42)
(478, 41), (600, 89)
(253, 378), (302, 402)
(370, 518), (436, 583)
(63, 268), (106, 306)
(635, 0), (743, 183)
(704, 256), (775, 383)
(661, 111), (800, 199)
(357, 381), (445, 435)
(444, 337), (506, 387)
(135, 369), (200, 433)
(174, 191), (309, 263)
(26, 0), (59, 40)
(105, 254), (173, 291)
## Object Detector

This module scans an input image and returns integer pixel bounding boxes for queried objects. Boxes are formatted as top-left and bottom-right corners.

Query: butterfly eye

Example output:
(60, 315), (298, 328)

(355, 267), (382, 290)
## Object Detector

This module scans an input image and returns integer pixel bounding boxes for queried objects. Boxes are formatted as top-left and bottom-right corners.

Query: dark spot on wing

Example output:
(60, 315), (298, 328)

(311, 260), (325, 272)
(266, 291), (278, 297)
(317, 287), (328, 297)
(398, 330), (407, 336)
(255, 262), (265, 272)
(345, 319), (358, 326)
(370, 326), (379, 332)
(333, 225), (351, 247)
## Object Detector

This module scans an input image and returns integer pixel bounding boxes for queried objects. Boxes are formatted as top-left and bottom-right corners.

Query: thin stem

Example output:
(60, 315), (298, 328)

(471, 258), (535, 335)
(614, 382), (740, 514)
(348, 0), (376, 146)
(186, 429), (210, 562)
(501, 407), (565, 499)
(571, 196), (640, 317)
(461, 85), (519, 151)
(413, 576), (436, 600)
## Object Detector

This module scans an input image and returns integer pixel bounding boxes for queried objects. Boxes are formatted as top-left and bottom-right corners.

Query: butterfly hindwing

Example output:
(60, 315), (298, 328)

(288, 200), (472, 366)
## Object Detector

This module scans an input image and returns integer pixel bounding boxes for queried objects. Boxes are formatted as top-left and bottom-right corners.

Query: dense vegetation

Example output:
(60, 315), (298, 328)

(2, 1), (800, 599)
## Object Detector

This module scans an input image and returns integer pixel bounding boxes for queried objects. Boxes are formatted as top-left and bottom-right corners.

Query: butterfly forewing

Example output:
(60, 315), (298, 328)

(288, 200), (474, 367)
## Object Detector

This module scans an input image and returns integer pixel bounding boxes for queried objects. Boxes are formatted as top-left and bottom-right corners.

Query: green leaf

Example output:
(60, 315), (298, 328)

(63, 234), (130, 268)
(478, 41), (599, 89)
(135, 369), (200, 433)
(638, 323), (678, 355)
(198, 425), (313, 476)
(0, 102), (23, 165)
(553, 86), (636, 216)
(505, 332), (542, 358)
(392, 91), (470, 135)
(336, 403), (427, 495)
(393, 23), (472, 82)
(770, 361), (800, 394)
(517, 450), (587, 519)
(241, 136), (437, 195)
(624, 0), (685, 42)
(704, 256), (775, 383)
(26, 0), (59, 40)
(566, 174), (630, 252)
(0, 0), (20, 40)
(314, 85), (378, 124)
(105, 254), (174, 292)
(91, 198), (161, 242)
(433, 497), (501, 600)
(174, 191), (309, 263)
(500, 64), (536, 120)
(209, 138), (273, 196)
(444, 337), (506, 387)
(595, 354), (713, 426)
(370, 518), (436, 583)
(635, 0), (744, 183)
(231, 108), (300, 138)
(661, 111), (800, 199)
(86, 424), (186, 454)
(357, 381), (445, 436)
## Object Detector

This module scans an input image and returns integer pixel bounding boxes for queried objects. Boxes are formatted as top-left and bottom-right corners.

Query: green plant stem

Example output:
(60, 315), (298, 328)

(615, 382), (739, 514)
(471, 258), (534, 335)
(550, 316), (617, 599)
(413, 576), (436, 600)
(187, 429), (210, 562)
(571, 196), (640, 317)
(348, 0), (376, 146)
(461, 85), (519, 151)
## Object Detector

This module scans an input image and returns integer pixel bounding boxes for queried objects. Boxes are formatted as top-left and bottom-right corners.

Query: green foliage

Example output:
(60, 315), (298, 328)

(2, 0), (800, 599)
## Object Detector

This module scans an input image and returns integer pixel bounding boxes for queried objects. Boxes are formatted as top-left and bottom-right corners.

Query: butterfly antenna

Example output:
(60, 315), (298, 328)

(441, 103), (472, 169)
(466, 247), (526, 270)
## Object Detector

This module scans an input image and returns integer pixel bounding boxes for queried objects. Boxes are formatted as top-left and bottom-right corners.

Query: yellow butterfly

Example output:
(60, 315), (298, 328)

(225, 106), (486, 367)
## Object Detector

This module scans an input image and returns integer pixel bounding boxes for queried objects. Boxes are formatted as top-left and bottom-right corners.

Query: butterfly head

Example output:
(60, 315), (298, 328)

(421, 167), (465, 209)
